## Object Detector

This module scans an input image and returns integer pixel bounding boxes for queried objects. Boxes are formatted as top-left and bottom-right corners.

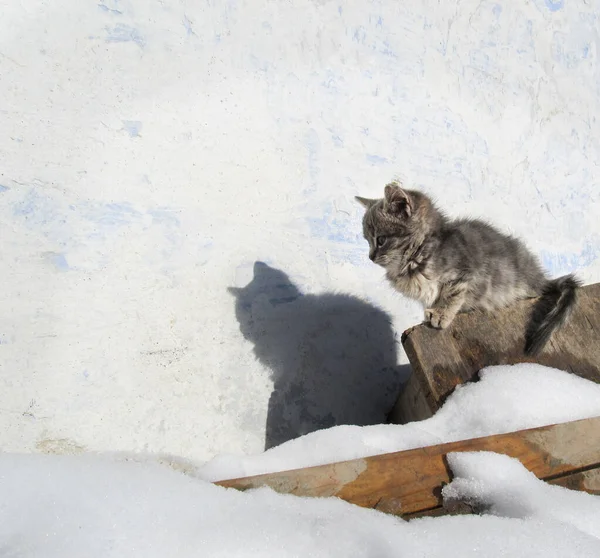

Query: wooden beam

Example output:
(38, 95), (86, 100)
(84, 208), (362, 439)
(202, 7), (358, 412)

(396, 282), (600, 422)
(216, 416), (600, 518)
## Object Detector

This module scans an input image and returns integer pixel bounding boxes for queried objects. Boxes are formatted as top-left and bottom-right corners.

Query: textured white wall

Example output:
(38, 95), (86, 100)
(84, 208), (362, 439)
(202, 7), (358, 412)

(1, 0), (599, 461)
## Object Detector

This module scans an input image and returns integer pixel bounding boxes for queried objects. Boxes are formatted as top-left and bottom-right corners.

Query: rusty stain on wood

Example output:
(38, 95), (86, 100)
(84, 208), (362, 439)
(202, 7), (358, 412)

(397, 282), (600, 423)
(216, 416), (600, 518)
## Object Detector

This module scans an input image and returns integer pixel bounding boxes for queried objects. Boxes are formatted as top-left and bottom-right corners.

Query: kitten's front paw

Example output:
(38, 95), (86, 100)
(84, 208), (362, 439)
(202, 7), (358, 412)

(424, 308), (454, 329)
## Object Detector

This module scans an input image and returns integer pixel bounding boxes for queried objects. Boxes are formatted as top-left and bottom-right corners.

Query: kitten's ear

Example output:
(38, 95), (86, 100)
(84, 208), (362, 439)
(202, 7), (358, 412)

(354, 196), (377, 209)
(384, 183), (412, 218)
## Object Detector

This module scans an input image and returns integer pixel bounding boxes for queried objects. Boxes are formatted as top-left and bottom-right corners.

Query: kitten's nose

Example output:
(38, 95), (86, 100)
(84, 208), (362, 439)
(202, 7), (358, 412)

(369, 249), (376, 261)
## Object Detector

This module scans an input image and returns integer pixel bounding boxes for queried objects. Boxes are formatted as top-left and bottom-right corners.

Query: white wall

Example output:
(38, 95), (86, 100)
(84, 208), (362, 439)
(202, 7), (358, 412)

(1, 0), (599, 461)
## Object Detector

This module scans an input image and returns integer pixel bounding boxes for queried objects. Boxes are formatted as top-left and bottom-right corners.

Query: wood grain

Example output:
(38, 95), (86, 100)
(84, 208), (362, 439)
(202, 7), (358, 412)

(397, 282), (600, 422)
(216, 415), (600, 518)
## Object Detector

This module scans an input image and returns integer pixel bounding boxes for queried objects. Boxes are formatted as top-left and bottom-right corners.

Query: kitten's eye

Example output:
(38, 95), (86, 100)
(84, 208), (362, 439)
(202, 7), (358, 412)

(376, 236), (386, 247)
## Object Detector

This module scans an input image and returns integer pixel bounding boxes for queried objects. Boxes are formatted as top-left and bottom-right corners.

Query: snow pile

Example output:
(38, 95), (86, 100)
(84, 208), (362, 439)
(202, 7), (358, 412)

(3, 363), (600, 556)
(199, 363), (600, 481)
(2, 452), (600, 557)
(444, 451), (600, 540)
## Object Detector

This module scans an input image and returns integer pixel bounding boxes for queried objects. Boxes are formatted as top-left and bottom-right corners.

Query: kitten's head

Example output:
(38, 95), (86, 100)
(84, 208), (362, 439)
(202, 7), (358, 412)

(355, 182), (439, 271)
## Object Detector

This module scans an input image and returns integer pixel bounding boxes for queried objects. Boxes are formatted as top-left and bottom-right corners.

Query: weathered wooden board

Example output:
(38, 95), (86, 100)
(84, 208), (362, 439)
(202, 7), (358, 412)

(395, 282), (600, 422)
(216, 415), (600, 518)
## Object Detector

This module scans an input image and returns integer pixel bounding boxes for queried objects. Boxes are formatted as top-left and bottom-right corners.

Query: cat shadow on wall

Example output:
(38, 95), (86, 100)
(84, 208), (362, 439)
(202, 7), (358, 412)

(229, 262), (408, 450)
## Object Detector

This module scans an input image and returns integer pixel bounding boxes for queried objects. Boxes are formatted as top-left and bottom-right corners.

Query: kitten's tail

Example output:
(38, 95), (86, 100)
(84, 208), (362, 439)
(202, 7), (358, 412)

(525, 274), (582, 356)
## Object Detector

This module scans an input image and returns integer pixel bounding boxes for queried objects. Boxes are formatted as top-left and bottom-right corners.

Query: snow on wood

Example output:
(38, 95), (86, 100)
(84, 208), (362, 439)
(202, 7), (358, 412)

(217, 415), (600, 518)
(394, 282), (600, 423)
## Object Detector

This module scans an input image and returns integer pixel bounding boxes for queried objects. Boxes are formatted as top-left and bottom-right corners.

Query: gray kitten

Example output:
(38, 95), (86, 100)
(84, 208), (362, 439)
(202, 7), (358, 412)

(356, 182), (580, 355)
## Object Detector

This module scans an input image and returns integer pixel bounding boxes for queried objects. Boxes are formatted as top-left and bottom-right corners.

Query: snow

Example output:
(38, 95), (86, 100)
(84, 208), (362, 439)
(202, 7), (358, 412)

(199, 363), (600, 481)
(444, 451), (600, 541)
(2, 363), (600, 556)
(2, 450), (600, 557)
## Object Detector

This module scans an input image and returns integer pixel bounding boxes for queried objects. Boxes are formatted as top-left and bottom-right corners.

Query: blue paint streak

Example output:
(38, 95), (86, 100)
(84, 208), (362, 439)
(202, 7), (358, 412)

(86, 202), (140, 227)
(183, 15), (195, 36)
(321, 70), (342, 93)
(98, 3), (123, 15)
(366, 154), (388, 165)
(122, 120), (142, 138)
(379, 40), (398, 59)
(148, 208), (180, 227)
(545, 0), (564, 11)
(10, 187), (195, 273)
(305, 129), (321, 191)
(306, 205), (362, 246)
(105, 24), (145, 47)
(352, 26), (367, 44)
(0, 185), (8, 193)
(49, 252), (70, 272)
(552, 36), (589, 69)
(13, 190), (42, 217)
(541, 242), (597, 275)
(492, 4), (502, 17)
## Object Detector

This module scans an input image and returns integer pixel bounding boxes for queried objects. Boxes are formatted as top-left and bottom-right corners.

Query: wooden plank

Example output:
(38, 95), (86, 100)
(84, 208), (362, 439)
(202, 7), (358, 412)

(216, 415), (600, 518)
(549, 467), (600, 493)
(387, 371), (434, 424)
(400, 282), (600, 417)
